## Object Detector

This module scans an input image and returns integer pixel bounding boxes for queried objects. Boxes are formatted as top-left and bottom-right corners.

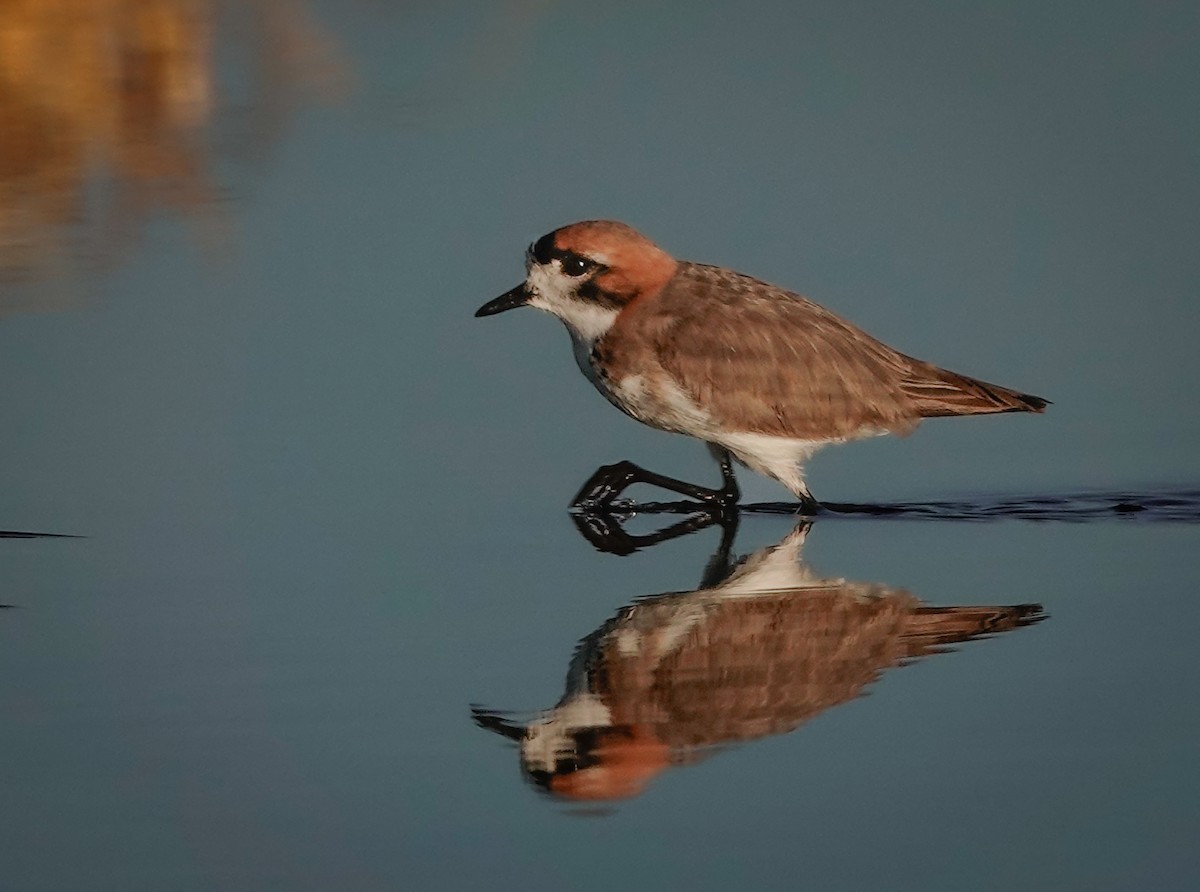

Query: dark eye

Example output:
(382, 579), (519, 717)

(560, 252), (594, 277)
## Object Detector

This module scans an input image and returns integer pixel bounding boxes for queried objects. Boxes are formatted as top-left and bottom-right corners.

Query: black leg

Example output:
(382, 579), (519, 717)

(571, 447), (741, 512)
(710, 446), (741, 507)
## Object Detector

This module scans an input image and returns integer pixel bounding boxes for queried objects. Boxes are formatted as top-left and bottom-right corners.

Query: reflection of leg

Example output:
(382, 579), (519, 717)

(697, 509), (741, 589)
(572, 510), (724, 556)
(572, 446), (740, 511)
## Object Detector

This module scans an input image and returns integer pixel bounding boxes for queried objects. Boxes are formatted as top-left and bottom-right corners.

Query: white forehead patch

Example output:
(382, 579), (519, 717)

(525, 261), (618, 343)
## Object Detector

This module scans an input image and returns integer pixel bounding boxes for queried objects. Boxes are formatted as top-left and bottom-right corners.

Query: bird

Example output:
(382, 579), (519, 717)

(472, 522), (1044, 801)
(476, 220), (1048, 512)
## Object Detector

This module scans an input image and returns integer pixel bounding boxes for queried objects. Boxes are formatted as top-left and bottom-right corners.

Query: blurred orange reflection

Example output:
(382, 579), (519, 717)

(0, 0), (347, 291)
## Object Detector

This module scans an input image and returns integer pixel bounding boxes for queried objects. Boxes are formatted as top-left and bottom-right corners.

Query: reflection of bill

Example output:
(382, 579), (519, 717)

(474, 522), (1044, 802)
(0, 0), (347, 291)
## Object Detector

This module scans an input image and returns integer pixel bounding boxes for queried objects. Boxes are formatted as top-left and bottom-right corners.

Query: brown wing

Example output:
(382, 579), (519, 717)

(634, 264), (1044, 439)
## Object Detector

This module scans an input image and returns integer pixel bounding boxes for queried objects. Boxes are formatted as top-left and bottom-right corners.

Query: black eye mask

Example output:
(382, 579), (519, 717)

(530, 232), (599, 277)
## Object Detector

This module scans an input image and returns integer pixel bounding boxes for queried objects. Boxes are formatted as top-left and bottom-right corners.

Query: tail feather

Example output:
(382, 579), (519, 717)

(901, 362), (1049, 418)
(902, 604), (1046, 658)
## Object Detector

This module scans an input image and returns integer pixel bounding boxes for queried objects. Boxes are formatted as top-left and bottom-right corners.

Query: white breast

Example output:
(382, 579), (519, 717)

(578, 359), (717, 437)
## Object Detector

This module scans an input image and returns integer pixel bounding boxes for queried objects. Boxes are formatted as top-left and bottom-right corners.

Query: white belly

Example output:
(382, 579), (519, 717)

(711, 430), (832, 497)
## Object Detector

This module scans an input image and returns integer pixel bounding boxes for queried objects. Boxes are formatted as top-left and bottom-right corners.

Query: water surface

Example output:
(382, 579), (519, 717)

(1, 2), (1198, 890)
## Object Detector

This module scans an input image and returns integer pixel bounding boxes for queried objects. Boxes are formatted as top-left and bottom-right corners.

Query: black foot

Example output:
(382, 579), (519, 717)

(571, 449), (741, 513)
(797, 492), (822, 516)
(571, 461), (641, 511)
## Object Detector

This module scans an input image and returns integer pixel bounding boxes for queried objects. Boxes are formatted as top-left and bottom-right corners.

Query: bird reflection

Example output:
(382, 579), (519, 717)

(473, 512), (1044, 802)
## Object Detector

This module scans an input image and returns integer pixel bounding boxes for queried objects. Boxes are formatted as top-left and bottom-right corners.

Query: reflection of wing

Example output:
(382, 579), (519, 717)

(590, 586), (1043, 751)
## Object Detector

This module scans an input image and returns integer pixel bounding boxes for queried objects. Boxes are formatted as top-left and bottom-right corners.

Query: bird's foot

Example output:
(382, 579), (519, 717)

(571, 461), (642, 511)
(797, 493), (822, 516)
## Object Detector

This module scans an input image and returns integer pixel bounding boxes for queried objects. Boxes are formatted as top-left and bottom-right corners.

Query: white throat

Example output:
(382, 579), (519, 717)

(525, 262), (619, 343)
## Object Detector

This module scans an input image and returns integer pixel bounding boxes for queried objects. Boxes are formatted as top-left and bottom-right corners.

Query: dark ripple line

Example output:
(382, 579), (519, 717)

(0, 530), (81, 538)
(630, 489), (1200, 523)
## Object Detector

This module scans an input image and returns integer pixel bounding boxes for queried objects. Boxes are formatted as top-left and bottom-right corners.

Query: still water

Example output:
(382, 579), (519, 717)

(2, 2), (1198, 890)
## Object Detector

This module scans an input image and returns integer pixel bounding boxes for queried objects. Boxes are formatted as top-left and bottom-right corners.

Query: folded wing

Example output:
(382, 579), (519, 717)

(647, 264), (1046, 439)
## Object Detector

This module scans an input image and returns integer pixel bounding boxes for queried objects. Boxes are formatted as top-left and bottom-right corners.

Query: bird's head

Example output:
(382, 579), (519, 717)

(473, 695), (670, 802)
(476, 220), (678, 341)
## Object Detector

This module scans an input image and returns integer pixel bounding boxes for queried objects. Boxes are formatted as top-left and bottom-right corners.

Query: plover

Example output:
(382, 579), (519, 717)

(477, 220), (1047, 511)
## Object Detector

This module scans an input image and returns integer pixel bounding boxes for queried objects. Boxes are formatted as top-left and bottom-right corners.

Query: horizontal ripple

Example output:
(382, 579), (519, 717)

(761, 488), (1200, 522)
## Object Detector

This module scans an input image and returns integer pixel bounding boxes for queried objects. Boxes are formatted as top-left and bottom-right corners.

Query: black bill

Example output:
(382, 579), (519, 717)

(475, 284), (530, 317)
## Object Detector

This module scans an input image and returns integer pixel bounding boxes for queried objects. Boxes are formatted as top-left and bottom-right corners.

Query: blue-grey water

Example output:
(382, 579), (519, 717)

(1, 2), (1198, 890)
